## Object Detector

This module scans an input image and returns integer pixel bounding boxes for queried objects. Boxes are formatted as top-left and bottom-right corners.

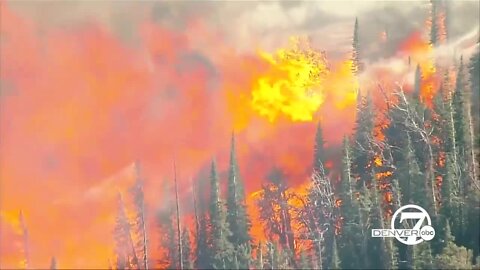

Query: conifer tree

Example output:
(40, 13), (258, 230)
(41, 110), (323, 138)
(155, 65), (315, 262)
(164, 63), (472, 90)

(328, 237), (341, 270)
(156, 204), (177, 269)
(313, 122), (327, 173)
(430, 0), (439, 46)
(366, 180), (390, 269)
(195, 192), (210, 269)
(257, 168), (295, 254)
(226, 134), (252, 268)
(435, 221), (474, 269)
(352, 92), (375, 189)
(338, 137), (364, 269)
(352, 17), (362, 74)
(255, 242), (264, 270)
(399, 135), (427, 207)
(181, 229), (193, 270)
(299, 250), (311, 270)
(114, 193), (138, 269)
(413, 242), (434, 269)
(453, 57), (468, 165)
(129, 162), (148, 269)
(208, 161), (234, 269)
(440, 154), (463, 246)
(469, 47), (480, 118)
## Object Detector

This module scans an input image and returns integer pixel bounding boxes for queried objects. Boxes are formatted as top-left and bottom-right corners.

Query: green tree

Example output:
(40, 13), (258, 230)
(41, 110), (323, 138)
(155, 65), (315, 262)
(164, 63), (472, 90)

(352, 92), (375, 189)
(453, 56), (468, 158)
(329, 237), (341, 269)
(181, 229), (193, 269)
(366, 181), (390, 269)
(208, 161), (235, 269)
(352, 17), (362, 74)
(434, 222), (474, 269)
(313, 122), (327, 173)
(469, 46), (480, 122)
(195, 194), (210, 269)
(226, 133), (252, 269)
(413, 242), (434, 269)
(338, 137), (365, 269)
(430, 0), (438, 46)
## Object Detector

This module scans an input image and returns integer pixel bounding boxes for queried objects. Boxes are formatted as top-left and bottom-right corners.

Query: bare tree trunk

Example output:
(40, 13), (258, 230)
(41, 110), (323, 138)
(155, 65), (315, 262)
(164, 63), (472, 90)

(127, 215), (139, 269)
(135, 162), (149, 270)
(466, 100), (480, 190)
(258, 243), (264, 270)
(173, 160), (184, 269)
(192, 178), (199, 241)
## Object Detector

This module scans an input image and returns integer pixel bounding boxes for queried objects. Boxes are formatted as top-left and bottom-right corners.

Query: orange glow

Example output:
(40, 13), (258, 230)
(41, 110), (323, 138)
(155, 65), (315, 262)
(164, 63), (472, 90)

(398, 31), (440, 107)
(0, 1), (454, 268)
(373, 156), (383, 167)
(375, 171), (393, 180)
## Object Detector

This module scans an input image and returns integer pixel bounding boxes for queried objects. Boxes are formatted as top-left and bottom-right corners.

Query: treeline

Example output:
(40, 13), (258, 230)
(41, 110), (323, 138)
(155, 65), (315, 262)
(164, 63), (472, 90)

(111, 40), (480, 269)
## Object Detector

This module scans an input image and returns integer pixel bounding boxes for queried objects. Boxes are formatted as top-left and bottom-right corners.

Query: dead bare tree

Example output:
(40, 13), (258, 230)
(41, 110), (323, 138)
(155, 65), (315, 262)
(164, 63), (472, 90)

(173, 160), (183, 270)
(132, 161), (149, 269)
(386, 85), (439, 214)
(294, 164), (335, 270)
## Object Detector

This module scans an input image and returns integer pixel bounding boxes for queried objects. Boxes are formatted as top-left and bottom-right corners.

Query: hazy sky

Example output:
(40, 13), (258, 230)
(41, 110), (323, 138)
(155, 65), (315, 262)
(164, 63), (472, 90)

(8, 1), (479, 56)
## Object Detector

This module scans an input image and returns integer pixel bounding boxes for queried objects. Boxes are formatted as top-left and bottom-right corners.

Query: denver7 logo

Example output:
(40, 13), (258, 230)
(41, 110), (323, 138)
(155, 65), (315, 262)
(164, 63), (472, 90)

(372, 204), (435, 245)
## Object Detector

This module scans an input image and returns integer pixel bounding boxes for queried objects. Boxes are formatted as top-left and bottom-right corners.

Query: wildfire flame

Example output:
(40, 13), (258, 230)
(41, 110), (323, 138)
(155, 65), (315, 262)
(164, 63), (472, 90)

(251, 37), (329, 122)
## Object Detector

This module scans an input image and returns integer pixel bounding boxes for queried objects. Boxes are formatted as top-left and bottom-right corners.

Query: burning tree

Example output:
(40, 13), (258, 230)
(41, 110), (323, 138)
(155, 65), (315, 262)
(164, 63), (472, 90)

(114, 193), (139, 270)
(256, 168), (295, 257)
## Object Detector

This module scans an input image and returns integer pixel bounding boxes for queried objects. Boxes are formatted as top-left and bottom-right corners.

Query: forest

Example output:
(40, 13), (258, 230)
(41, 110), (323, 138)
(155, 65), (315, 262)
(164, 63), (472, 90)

(111, 18), (480, 270)
(1, 1), (479, 269)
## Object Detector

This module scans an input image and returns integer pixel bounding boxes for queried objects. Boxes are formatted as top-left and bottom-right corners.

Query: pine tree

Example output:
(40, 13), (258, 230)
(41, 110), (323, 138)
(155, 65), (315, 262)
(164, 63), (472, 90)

(257, 168), (295, 254)
(430, 0), (438, 46)
(328, 237), (341, 269)
(399, 135), (427, 207)
(195, 193), (210, 269)
(156, 204), (177, 269)
(255, 242), (264, 270)
(226, 133), (252, 268)
(469, 47), (480, 118)
(434, 221), (474, 269)
(208, 161), (235, 269)
(440, 153), (463, 248)
(181, 229), (193, 269)
(413, 242), (434, 269)
(352, 17), (362, 74)
(299, 250), (311, 269)
(313, 122), (327, 173)
(366, 180), (390, 269)
(129, 162), (148, 269)
(352, 92), (375, 189)
(338, 137), (364, 269)
(453, 56), (468, 165)
(114, 193), (138, 269)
